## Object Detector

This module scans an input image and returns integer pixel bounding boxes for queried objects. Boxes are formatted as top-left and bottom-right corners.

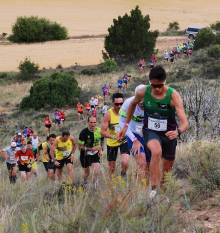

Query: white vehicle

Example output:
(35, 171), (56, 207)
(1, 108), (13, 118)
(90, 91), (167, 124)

(185, 26), (204, 39)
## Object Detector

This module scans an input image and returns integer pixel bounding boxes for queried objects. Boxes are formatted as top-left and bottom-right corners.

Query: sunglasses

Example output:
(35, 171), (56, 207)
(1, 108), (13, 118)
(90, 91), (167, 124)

(150, 83), (165, 89)
(114, 102), (123, 106)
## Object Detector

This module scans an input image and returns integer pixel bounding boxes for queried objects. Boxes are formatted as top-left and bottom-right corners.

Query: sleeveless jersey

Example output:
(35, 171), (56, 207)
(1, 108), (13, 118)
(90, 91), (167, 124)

(144, 85), (177, 134)
(106, 108), (121, 147)
(55, 137), (73, 160)
(119, 96), (144, 136)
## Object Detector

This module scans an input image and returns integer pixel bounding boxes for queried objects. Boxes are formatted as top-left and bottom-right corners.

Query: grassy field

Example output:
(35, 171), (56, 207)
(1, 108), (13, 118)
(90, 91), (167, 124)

(0, 63), (220, 232)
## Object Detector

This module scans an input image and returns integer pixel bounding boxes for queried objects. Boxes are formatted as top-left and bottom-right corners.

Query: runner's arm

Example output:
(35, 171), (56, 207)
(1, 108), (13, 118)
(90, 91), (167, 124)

(172, 91), (189, 133)
(119, 116), (137, 142)
(50, 140), (57, 160)
(0, 149), (7, 160)
(101, 112), (114, 139)
(118, 90), (144, 139)
(70, 136), (77, 154)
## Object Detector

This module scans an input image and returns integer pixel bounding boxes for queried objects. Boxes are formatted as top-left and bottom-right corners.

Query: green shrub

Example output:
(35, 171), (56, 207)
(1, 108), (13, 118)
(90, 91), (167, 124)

(210, 21), (220, 31)
(104, 6), (158, 63)
(167, 21), (180, 31)
(9, 16), (68, 43)
(81, 68), (98, 76)
(81, 59), (118, 75)
(194, 28), (216, 50)
(175, 142), (220, 199)
(0, 72), (8, 79)
(18, 58), (39, 80)
(98, 59), (118, 73)
(20, 72), (80, 110)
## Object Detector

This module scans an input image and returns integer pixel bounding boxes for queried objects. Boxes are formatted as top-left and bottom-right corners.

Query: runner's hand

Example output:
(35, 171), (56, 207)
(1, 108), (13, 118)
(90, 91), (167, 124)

(131, 139), (141, 156)
(165, 130), (178, 140)
(54, 160), (60, 166)
(98, 149), (103, 157)
(70, 155), (75, 162)
(117, 126), (128, 141)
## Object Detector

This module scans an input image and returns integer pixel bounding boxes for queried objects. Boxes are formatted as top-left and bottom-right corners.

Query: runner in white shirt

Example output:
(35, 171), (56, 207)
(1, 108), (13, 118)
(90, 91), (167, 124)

(119, 85), (151, 180)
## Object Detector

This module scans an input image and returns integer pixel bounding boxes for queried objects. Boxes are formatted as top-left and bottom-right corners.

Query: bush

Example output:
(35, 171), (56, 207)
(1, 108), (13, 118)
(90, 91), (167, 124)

(98, 59), (118, 73)
(175, 142), (220, 199)
(194, 28), (216, 50)
(167, 21), (180, 31)
(210, 21), (220, 31)
(9, 16), (68, 43)
(207, 44), (220, 58)
(20, 72), (80, 110)
(18, 58), (39, 80)
(81, 59), (118, 75)
(104, 6), (158, 63)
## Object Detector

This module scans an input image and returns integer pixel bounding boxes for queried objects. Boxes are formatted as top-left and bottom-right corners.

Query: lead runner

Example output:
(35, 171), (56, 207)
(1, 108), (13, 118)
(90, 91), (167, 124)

(118, 65), (189, 198)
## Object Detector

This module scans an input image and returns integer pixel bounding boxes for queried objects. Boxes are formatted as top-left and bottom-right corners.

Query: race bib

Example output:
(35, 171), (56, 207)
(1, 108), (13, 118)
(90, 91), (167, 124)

(114, 124), (121, 133)
(136, 124), (143, 136)
(87, 150), (98, 156)
(148, 117), (167, 131)
(63, 151), (71, 158)
(21, 156), (28, 161)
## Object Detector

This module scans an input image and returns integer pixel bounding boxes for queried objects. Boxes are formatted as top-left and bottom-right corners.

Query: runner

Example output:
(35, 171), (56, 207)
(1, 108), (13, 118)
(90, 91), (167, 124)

(54, 109), (61, 128)
(119, 66), (189, 197)
(101, 102), (109, 116)
(52, 131), (76, 183)
(44, 115), (52, 135)
(101, 93), (130, 177)
(119, 87), (150, 181)
(84, 102), (91, 116)
(138, 58), (145, 72)
(78, 116), (103, 187)
(60, 110), (65, 125)
(117, 79), (123, 93)
(29, 132), (40, 176)
(15, 142), (34, 182)
(76, 102), (84, 120)
(13, 132), (25, 149)
(102, 84), (109, 102)
(41, 134), (56, 180)
(0, 141), (18, 184)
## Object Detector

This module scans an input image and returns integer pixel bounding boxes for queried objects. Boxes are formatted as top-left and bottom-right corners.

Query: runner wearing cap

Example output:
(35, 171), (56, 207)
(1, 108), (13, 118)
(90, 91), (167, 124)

(0, 142), (18, 184)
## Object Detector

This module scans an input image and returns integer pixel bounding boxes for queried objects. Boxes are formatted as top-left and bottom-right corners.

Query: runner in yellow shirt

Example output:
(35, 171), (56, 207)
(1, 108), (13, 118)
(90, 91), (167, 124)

(51, 131), (76, 183)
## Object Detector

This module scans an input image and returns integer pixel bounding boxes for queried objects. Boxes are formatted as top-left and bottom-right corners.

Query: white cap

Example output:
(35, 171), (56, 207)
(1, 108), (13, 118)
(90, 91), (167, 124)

(17, 132), (22, 136)
(11, 142), (17, 147)
(135, 84), (146, 95)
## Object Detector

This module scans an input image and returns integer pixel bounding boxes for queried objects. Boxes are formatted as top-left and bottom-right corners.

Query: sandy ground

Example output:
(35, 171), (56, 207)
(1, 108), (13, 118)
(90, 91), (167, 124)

(0, 0), (219, 71)
(0, 36), (186, 72)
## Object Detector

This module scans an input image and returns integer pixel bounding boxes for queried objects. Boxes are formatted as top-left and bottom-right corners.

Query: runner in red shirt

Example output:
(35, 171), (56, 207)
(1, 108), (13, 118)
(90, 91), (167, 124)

(15, 143), (34, 181)
(44, 115), (52, 135)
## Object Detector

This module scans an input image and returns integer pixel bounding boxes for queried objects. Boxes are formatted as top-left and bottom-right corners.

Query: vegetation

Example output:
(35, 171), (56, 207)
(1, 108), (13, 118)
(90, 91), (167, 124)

(210, 21), (220, 31)
(18, 58), (39, 80)
(160, 21), (184, 36)
(104, 6), (158, 63)
(167, 21), (180, 31)
(20, 72), (80, 110)
(175, 142), (220, 200)
(169, 45), (220, 82)
(193, 28), (217, 50)
(81, 59), (118, 75)
(8, 16), (68, 43)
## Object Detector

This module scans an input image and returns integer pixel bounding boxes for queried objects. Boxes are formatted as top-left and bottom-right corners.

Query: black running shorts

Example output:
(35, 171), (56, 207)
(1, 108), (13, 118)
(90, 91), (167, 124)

(107, 141), (130, 162)
(143, 129), (177, 161)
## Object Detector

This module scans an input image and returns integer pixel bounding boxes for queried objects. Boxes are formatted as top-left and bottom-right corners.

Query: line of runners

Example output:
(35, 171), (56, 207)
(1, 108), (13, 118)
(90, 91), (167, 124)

(0, 65), (188, 197)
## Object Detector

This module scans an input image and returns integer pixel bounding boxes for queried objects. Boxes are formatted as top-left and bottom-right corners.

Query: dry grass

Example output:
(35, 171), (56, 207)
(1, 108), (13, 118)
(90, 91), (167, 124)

(0, 81), (32, 112)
